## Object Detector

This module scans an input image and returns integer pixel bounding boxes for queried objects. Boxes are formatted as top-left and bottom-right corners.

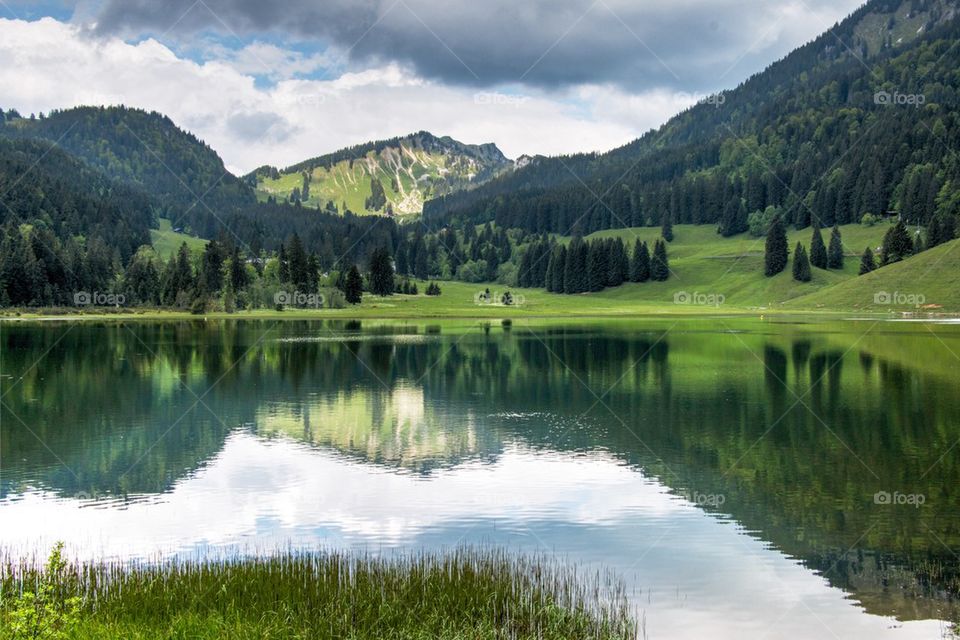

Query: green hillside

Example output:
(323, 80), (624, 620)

(553, 223), (889, 309)
(149, 218), (208, 259)
(789, 237), (960, 312)
(253, 132), (512, 216)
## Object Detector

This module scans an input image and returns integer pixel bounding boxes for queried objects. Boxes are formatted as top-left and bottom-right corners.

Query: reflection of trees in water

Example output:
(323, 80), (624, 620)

(3, 321), (960, 620)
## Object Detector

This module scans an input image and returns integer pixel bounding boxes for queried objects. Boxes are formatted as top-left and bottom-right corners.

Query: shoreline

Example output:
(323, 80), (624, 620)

(0, 306), (955, 322)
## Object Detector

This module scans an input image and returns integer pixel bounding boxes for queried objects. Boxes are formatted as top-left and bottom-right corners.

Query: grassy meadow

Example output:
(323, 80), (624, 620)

(149, 218), (209, 260)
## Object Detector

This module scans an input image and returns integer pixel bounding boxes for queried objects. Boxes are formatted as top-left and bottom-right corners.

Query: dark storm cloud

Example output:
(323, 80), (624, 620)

(90, 0), (858, 91)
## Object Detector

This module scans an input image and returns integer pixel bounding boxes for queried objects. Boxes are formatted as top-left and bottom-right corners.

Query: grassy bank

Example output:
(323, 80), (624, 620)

(0, 546), (637, 640)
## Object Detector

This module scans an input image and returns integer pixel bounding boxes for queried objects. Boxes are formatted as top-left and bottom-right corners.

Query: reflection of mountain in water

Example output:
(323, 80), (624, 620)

(2, 318), (959, 623)
(256, 385), (501, 474)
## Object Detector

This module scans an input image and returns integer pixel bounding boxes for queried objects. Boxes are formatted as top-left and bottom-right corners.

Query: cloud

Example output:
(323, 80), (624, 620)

(0, 17), (669, 173)
(88, 0), (864, 92)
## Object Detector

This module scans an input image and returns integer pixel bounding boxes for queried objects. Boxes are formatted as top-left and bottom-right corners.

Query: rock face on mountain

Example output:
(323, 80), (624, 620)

(251, 132), (513, 217)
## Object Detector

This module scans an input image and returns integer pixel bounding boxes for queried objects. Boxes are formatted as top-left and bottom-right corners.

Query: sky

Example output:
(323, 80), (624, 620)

(0, 0), (864, 174)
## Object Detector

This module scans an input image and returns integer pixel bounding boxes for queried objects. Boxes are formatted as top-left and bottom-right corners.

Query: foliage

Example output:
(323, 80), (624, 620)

(764, 216), (789, 277)
(650, 239), (670, 281)
(792, 243), (812, 282)
(859, 246), (877, 274)
(3, 543), (81, 640)
(344, 265), (363, 304)
(748, 206), (781, 237)
(810, 226), (827, 269)
(827, 225), (845, 269)
(367, 247), (395, 296)
(880, 220), (914, 264)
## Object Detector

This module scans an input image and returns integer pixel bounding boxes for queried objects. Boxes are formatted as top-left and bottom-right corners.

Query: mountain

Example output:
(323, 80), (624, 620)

(249, 132), (513, 217)
(0, 135), (157, 306)
(1, 106), (256, 237)
(424, 0), (960, 238)
(0, 136), (153, 257)
(0, 106), (400, 302)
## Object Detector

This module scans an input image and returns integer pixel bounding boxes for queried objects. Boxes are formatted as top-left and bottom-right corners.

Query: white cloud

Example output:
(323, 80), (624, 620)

(0, 17), (684, 174)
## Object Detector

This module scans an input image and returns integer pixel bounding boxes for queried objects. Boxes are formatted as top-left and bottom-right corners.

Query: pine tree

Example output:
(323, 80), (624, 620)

(565, 237), (588, 294)
(368, 247), (395, 296)
(551, 245), (567, 293)
(199, 240), (225, 295)
(277, 244), (290, 284)
(287, 234), (309, 290)
(792, 243), (812, 282)
(518, 245), (533, 288)
(587, 241), (607, 292)
(344, 265), (363, 304)
(859, 247), (877, 275)
(229, 244), (249, 292)
(651, 239), (670, 281)
(719, 199), (747, 237)
(306, 255), (319, 292)
(607, 238), (628, 286)
(395, 238), (410, 274)
(413, 235), (428, 280)
(631, 240), (650, 283)
(163, 243), (195, 307)
(661, 213), (674, 242)
(548, 246), (567, 293)
(809, 226), (827, 269)
(880, 220), (913, 265)
(764, 215), (789, 276)
(827, 225), (844, 269)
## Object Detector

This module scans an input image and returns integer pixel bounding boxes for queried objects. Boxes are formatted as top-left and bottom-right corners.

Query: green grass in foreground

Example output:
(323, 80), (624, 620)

(149, 218), (209, 260)
(1, 547), (636, 640)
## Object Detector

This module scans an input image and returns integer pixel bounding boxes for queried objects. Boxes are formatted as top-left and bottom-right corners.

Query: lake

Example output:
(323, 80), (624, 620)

(1, 317), (958, 639)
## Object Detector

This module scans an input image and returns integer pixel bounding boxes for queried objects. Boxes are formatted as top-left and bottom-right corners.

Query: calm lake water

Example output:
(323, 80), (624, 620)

(2, 317), (959, 639)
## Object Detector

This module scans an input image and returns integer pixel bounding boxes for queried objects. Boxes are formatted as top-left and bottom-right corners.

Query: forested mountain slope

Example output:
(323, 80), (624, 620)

(1, 106), (255, 237)
(424, 0), (960, 237)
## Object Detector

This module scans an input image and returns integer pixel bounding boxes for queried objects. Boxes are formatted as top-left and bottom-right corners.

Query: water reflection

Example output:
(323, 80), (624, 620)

(1, 318), (959, 638)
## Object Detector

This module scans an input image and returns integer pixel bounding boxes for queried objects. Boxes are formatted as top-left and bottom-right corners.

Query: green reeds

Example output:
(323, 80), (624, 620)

(1, 546), (638, 639)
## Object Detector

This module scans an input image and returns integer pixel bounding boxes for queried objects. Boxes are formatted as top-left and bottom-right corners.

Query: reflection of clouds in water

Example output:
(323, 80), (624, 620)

(0, 431), (941, 639)
(0, 431), (681, 558)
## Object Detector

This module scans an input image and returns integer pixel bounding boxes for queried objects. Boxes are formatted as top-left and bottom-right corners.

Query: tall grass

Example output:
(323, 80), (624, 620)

(1, 547), (638, 639)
